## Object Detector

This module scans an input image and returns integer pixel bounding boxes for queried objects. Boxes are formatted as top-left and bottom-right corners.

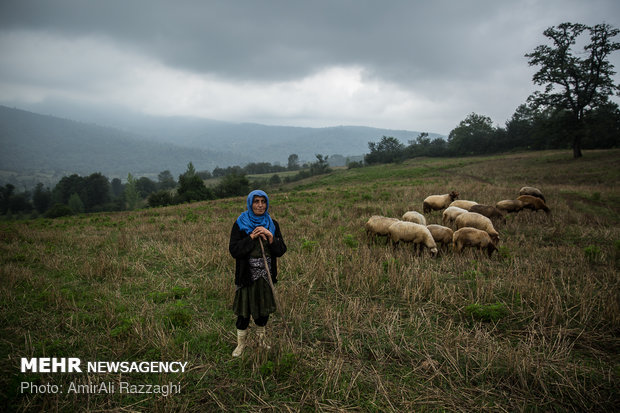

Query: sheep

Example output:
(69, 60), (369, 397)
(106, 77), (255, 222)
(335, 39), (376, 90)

(453, 227), (498, 257)
(365, 215), (399, 239)
(449, 200), (478, 210)
(423, 191), (459, 213)
(517, 195), (551, 214)
(387, 221), (438, 256)
(426, 224), (454, 249)
(495, 199), (525, 213)
(442, 206), (468, 227)
(455, 211), (500, 244)
(519, 186), (545, 202)
(469, 204), (506, 225)
(402, 210), (427, 225)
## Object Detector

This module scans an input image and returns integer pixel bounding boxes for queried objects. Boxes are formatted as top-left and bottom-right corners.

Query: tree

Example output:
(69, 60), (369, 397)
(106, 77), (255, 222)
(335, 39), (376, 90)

(124, 173), (140, 210)
(365, 136), (406, 164)
(176, 163), (214, 203)
(447, 113), (496, 155)
(33, 183), (52, 214)
(111, 178), (123, 198)
(157, 170), (176, 190)
(213, 173), (249, 198)
(136, 177), (158, 198)
(68, 193), (84, 214)
(526, 22), (620, 158)
(310, 154), (331, 175)
(0, 184), (15, 214)
(287, 154), (300, 170)
(83, 172), (110, 211)
(53, 174), (85, 205)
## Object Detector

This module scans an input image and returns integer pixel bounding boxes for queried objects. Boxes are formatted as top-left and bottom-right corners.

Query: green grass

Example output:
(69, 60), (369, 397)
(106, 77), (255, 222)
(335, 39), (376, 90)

(1, 149), (619, 411)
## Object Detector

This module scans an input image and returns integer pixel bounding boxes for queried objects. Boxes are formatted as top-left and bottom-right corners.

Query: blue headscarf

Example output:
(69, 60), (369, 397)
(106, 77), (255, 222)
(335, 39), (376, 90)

(236, 190), (276, 235)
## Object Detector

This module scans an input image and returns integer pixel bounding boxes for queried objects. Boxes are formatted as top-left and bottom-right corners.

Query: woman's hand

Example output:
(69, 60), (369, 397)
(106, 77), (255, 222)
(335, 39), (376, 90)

(250, 226), (274, 244)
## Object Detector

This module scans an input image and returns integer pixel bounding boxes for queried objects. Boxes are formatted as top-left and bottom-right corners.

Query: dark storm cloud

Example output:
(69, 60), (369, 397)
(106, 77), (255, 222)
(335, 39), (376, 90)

(0, 0), (593, 82)
(0, 0), (618, 132)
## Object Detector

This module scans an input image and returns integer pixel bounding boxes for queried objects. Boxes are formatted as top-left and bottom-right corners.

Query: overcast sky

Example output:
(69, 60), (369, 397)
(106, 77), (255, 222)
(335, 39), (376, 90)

(1, 0), (619, 135)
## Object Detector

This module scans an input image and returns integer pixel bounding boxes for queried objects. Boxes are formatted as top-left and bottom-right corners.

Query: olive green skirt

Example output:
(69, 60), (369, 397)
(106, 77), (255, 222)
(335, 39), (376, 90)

(233, 277), (277, 319)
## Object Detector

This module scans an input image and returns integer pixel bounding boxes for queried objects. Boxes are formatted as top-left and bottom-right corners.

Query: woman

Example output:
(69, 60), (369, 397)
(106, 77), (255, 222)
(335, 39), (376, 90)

(229, 189), (287, 357)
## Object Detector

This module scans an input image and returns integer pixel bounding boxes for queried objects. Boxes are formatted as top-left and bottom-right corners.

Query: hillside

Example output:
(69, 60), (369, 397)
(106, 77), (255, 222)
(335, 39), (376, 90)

(0, 105), (442, 187)
(1, 149), (618, 411)
(0, 106), (249, 182)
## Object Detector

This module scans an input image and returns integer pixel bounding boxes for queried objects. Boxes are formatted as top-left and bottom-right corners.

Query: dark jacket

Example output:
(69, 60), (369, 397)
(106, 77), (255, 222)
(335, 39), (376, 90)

(229, 219), (287, 287)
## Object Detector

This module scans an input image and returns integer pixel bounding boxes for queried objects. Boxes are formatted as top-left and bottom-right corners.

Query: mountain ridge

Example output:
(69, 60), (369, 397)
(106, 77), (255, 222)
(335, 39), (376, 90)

(0, 105), (444, 187)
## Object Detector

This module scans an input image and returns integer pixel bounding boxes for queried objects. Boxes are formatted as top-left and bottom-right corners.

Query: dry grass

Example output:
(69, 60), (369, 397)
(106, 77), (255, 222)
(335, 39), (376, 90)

(1, 149), (619, 412)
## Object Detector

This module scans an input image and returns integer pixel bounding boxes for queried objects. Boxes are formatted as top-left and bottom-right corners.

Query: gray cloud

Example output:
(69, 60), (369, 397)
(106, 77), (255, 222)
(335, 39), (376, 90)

(0, 0), (619, 133)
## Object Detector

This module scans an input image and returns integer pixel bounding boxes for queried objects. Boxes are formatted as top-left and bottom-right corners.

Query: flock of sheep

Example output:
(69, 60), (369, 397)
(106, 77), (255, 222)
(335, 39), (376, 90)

(365, 186), (551, 257)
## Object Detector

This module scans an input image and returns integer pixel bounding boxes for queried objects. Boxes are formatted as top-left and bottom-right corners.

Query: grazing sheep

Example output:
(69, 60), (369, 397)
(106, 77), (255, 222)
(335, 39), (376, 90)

(423, 191), (459, 213)
(453, 227), (498, 257)
(470, 204), (506, 225)
(442, 206), (468, 227)
(402, 210), (427, 225)
(449, 200), (478, 210)
(495, 199), (525, 213)
(365, 215), (399, 238)
(455, 211), (500, 244)
(387, 221), (438, 256)
(519, 186), (545, 202)
(427, 224), (454, 249)
(517, 195), (551, 214)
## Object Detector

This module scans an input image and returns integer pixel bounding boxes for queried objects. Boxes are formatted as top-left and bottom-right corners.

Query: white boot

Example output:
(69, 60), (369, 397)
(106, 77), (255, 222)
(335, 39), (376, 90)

(256, 326), (271, 350)
(232, 329), (248, 357)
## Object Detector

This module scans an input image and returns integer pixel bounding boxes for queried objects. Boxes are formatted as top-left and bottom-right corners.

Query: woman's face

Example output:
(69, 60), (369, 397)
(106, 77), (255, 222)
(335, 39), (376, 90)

(252, 196), (267, 216)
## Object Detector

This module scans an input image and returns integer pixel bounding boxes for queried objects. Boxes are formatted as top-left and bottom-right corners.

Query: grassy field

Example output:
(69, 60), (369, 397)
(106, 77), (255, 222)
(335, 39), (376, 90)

(1, 149), (619, 412)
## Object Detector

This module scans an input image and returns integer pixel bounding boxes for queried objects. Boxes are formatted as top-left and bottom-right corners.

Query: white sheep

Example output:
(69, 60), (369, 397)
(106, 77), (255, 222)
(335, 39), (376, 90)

(387, 221), (438, 256)
(442, 206), (468, 227)
(453, 227), (498, 257)
(422, 191), (459, 213)
(495, 199), (524, 213)
(449, 200), (478, 210)
(426, 224), (454, 249)
(519, 186), (545, 202)
(365, 215), (399, 238)
(455, 211), (500, 243)
(402, 210), (427, 225)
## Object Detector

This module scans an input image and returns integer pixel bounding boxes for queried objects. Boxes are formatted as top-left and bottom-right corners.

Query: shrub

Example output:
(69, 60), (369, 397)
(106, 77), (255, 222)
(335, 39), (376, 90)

(148, 190), (174, 207)
(584, 245), (602, 263)
(465, 302), (508, 322)
(166, 300), (192, 328)
(343, 234), (358, 249)
(45, 203), (73, 218)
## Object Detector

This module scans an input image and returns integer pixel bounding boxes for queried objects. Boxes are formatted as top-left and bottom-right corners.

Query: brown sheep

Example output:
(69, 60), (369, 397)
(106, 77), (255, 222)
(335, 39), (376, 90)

(387, 221), (438, 256)
(517, 195), (551, 214)
(453, 227), (498, 257)
(519, 186), (545, 202)
(455, 211), (500, 244)
(495, 199), (525, 214)
(423, 191), (459, 213)
(427, 224), (454, 250)
(470, 204), (506, 225)
(448, 200), (478, 210)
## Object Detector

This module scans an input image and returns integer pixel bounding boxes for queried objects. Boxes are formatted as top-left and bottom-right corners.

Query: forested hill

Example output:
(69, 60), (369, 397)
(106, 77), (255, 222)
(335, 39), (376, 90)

(0, 106), (249, 178)
(0, 105), (441, 186)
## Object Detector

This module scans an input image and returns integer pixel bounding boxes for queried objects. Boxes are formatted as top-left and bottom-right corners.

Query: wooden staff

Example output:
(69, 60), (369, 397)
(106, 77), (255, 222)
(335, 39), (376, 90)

(259, 238), (294, 344)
